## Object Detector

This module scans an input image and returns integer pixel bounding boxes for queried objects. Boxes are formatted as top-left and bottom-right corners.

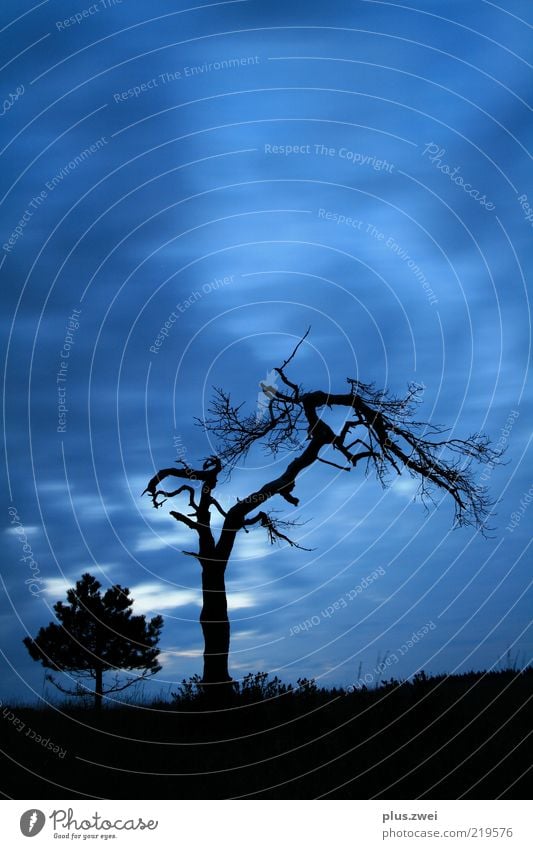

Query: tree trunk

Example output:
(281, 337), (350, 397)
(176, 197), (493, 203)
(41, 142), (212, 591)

(94, 664), (103, 711)
(199, 560), (233, 699)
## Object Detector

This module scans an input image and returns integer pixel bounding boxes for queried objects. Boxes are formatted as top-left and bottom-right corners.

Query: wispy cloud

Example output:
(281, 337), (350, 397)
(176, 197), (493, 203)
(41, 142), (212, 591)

(129, 583), (199, 614)
(134, 531), (192, 552)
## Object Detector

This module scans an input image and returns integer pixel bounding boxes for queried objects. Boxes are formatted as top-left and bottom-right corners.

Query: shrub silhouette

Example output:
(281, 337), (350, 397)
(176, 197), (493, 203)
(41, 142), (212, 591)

(23, 573), (163, 709)
(173, 671), (323, 706)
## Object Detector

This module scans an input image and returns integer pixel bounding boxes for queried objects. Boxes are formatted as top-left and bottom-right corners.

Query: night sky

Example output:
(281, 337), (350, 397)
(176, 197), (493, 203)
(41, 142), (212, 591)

(1, 0), (531, 705)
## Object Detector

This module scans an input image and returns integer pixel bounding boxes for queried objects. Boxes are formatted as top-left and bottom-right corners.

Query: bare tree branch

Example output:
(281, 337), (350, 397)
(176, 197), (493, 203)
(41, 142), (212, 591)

(209, 496), (228, 517)
(169, 511), (200, 532)
(143, 463), (206, 508)
(151, 484), (199, 511)
(145, 337), (500, 561)
(317, 457), (351, 471)
(278, 326), (311, 373)
(244, 510), (313, 550)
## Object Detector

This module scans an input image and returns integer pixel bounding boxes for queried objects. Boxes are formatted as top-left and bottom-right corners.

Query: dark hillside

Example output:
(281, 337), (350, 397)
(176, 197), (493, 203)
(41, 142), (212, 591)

(1, 668), (530, 799)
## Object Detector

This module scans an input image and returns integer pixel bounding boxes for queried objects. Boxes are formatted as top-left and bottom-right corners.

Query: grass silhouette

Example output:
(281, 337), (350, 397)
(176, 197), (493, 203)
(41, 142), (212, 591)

(1, 667), (530, 799)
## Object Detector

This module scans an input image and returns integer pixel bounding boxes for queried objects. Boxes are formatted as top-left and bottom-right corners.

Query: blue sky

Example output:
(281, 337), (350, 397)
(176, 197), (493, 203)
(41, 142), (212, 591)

(1, 0), (531, 704)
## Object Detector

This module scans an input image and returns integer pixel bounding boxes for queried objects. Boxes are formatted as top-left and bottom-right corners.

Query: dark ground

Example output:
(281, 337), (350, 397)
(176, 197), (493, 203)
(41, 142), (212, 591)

(1, 668), (531, 799)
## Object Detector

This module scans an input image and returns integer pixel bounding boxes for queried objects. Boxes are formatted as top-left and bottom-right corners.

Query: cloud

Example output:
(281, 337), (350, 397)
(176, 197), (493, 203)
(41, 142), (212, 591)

(41, 577), (71, 599)
(389, 477), (419, 498)
(227, 591), (259, 610)
(39, 566), (119, 600)
(158, 649), (203, 669)
(134, 531), (192, 552)
(129, 583), (199, 614)
(1, 0), (530, 703)
(4, 525), (41, 537)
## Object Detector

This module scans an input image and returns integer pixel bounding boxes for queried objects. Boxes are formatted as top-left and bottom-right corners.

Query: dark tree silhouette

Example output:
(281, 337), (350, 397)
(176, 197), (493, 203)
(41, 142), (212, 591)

(23, 573), (163, 710)
(144, 332), (499, 699)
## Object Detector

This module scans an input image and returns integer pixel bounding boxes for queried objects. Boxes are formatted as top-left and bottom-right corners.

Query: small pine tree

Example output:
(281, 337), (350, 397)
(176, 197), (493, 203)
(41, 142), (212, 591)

(23, 573), (163, 709)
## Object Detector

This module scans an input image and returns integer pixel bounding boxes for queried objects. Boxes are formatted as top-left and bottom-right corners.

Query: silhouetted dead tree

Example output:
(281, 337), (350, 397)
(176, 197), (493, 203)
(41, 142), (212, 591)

(144, 332), (499, 699)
